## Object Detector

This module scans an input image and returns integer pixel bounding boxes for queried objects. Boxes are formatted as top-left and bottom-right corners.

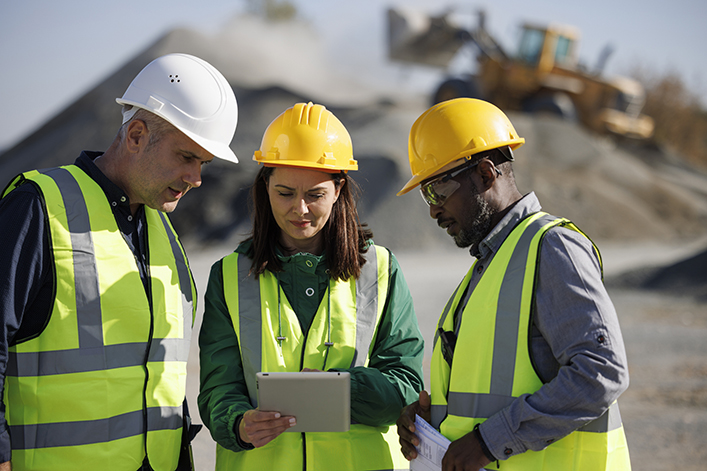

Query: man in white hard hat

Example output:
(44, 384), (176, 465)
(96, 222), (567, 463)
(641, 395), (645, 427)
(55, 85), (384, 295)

(0, 53), (239, 471)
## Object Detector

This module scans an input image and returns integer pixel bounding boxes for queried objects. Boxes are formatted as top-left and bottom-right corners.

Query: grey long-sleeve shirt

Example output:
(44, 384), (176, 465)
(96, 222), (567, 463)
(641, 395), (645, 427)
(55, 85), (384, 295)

(459, 192), (629, 461)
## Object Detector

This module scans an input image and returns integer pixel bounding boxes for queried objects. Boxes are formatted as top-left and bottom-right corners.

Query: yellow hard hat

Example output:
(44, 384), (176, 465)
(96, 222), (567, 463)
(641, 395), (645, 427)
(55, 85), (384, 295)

(398, 98), (525, 195)
(253, 102), (358, 172)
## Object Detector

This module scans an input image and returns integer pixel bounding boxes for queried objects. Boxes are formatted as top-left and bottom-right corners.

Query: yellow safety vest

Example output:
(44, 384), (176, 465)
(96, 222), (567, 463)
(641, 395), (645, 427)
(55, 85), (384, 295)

(218, 245), (408, 471)
(430, 212), (631, 470)
(2, 166), (196, 471)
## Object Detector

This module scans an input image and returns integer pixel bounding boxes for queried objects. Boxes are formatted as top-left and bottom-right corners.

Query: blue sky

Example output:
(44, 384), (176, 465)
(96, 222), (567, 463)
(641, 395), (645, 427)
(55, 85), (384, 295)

(1, 0), (705, 151)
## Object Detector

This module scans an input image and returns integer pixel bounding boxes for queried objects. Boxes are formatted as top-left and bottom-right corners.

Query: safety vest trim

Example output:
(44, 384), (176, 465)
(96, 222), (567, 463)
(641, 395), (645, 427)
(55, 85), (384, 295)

(351, 245), (379, 368)
(9, 406), (183, 449)
(235, 255), (263, 407)
(443, 391), (622, 432)
(7, 337), (192, 376)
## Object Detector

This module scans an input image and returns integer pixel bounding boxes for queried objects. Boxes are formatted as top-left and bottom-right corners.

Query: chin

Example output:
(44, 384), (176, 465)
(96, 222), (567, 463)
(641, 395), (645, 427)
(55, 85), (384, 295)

(158, 201), (179, 213)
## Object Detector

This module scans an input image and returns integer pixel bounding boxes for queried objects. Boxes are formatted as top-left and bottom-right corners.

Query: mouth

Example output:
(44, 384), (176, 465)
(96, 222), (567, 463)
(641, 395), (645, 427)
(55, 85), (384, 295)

(438, 219), (456, 234)
(438, 218), (453, 229)
(290, 220), (311, 228)
(168, 187), (188, 200)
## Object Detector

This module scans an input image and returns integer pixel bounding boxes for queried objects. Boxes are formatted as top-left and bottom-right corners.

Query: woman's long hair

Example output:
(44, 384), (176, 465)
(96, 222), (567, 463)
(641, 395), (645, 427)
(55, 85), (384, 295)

(246, 166), (373, 281)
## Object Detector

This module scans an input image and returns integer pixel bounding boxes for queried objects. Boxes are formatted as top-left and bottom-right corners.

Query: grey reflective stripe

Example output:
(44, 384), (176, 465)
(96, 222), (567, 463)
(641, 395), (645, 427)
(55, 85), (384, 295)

(158, 211), (194, 336)
(9, 406), (181, 450)
(431, 404), (446, 429)
(350, 247), (380, 368)
(7, 343), (146, 376)
(237, 255), (262, 407)
(431, 277), (466, 428)
(578, 403), (623, 433)
(489, 213), (557, 396)
(447, 392), (515, 419)
(8, 337), (190, 377)
(40, 168), (103, 348)
(444, 392), (622, 433)
(433, 280), (464, 348)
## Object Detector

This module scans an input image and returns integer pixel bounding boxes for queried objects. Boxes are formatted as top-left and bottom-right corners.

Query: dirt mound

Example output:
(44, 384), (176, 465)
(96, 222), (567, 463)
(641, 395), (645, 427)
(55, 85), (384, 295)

(608, 246), (707, 301)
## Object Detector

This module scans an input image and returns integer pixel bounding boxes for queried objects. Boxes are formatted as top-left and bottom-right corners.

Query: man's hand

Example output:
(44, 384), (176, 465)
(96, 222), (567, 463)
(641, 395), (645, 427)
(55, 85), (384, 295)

(441, 431), (492, 471)
(396, 390), (431, 460)
(0, 461), (10, 470)
(238, 409), (296, 448)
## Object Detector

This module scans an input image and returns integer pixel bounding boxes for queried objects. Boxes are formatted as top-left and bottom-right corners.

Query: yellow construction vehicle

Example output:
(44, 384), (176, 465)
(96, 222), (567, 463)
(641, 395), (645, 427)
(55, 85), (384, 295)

(387, 7), (654, 139)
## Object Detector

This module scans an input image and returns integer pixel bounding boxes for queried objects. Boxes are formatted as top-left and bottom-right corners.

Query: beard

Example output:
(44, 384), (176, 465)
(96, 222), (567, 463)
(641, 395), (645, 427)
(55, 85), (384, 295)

(454, 188), (495, 250)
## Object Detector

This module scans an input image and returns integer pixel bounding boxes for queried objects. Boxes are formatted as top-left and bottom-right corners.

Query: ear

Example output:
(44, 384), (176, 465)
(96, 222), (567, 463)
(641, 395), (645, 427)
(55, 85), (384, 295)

(476, 159), (499, 190)
(124, 119), (149, 154)
(333, 178), (345, 202)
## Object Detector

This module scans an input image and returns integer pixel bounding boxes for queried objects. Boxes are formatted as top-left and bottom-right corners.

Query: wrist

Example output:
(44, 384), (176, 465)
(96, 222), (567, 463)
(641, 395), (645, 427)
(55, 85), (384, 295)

(234, 414), (255, 450)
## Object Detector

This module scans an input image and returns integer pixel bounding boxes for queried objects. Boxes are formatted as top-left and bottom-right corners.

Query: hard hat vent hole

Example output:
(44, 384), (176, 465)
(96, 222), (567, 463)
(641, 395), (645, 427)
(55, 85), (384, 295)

(169, 75), (180, 83)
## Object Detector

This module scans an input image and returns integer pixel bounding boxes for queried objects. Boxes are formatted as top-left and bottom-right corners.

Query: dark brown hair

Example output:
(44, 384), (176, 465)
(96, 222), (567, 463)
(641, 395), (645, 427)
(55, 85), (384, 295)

(246, 166), (373, 281)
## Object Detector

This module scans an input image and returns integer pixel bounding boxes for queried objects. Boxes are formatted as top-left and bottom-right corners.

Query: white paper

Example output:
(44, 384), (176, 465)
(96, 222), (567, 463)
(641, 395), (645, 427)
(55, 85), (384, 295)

(410, 414), (451, 471)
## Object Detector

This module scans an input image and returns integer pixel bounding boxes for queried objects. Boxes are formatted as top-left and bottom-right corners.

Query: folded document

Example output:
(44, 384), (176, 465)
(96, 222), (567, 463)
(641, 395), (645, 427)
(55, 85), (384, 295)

(410, 415), (451, 471)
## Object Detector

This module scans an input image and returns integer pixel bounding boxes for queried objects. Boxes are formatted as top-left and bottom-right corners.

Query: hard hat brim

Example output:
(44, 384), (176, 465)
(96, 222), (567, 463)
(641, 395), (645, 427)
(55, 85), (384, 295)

(255, 158), (355, 173)
(397, 140), (524, 196)
(115, 99), (239, 163)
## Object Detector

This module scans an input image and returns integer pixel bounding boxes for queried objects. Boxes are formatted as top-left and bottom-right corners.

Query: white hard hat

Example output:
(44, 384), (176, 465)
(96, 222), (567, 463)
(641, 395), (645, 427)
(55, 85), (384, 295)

(116, 53), (239, 163)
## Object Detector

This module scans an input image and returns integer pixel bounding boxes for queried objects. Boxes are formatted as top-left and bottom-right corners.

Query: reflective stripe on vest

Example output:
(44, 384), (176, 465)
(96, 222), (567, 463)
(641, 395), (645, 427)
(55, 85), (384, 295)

(430, 212), (631, 470)
(218, 245), (407, 471)
(4, 166), (195, 471)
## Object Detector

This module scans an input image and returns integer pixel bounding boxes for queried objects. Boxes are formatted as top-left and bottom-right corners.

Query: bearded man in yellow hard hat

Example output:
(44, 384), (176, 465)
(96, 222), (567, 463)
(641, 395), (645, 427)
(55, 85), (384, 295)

(0, 53), (238, 471)
(396, 98), (632, 471)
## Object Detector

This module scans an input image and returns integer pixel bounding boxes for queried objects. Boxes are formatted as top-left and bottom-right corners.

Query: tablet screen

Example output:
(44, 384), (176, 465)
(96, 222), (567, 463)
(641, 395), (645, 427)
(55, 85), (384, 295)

(256, 371), (351, 432)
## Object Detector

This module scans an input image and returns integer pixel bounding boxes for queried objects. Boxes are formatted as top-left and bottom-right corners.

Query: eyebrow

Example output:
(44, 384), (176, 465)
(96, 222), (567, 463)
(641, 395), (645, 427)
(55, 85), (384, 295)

(181, 150), (214, 163)
(273, 184), (328, 192)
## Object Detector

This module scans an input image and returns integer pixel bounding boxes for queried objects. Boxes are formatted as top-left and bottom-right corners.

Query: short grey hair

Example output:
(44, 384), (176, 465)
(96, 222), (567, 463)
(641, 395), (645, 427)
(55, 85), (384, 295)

(119, 106), (178, 149)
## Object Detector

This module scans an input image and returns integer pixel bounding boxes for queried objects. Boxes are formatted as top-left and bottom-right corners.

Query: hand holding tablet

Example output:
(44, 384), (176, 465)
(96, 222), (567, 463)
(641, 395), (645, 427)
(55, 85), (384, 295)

(256, 371), (351, 433)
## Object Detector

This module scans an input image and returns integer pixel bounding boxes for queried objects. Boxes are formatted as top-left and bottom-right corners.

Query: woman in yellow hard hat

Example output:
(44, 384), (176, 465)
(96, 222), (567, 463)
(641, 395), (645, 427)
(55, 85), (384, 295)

(198, 102), (425, 470)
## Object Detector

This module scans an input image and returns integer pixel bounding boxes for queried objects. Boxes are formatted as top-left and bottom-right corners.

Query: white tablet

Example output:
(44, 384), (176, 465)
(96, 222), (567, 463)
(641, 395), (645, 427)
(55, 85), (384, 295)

(256, 371), (351, 433)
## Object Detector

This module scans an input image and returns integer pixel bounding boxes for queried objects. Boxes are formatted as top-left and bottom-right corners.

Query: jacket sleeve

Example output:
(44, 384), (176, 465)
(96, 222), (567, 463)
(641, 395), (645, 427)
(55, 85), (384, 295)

(330, 249), (425, 426)
(197, 260), (255, 453)
(479, 227), (630, 460)
(0, 184), (53, 463)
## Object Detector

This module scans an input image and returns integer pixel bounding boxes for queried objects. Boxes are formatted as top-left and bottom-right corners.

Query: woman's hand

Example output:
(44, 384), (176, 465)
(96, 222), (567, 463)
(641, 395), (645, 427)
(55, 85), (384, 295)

(239, 409), (296, 448)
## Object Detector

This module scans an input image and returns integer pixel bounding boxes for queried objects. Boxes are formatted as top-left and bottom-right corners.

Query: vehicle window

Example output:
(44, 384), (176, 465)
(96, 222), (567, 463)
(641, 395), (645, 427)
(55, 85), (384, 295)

(517, 28), (545, 65)
(555, 36), (573, 64)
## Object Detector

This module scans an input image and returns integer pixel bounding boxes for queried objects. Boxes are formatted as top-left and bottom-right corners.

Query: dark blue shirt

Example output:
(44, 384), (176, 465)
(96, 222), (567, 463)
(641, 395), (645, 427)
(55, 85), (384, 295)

(0, 151), (148, 462)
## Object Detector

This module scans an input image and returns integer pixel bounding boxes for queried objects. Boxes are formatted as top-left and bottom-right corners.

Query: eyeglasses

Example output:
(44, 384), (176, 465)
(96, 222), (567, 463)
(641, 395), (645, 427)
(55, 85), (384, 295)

(420, 160), (480, 206)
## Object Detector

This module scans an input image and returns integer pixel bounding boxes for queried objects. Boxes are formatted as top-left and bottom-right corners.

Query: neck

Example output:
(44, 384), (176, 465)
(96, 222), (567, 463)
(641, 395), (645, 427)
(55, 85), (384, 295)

(280, 233), (324, 256)
(94, 145), (141, 217)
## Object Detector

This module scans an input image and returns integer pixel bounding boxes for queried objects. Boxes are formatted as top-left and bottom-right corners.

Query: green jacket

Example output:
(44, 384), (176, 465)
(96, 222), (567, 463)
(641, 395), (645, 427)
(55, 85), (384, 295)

(198, 240), (425, 452)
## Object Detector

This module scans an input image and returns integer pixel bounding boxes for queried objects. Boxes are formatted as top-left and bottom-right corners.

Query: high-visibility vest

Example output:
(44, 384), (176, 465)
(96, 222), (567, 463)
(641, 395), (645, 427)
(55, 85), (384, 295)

(217, 245), (408, 471)
(3, 166), (196, 471)
(430, 212), (631, 470)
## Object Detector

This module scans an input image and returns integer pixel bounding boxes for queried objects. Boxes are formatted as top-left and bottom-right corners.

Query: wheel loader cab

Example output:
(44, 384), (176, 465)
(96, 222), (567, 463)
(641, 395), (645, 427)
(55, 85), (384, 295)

(516, 24), (579, 72)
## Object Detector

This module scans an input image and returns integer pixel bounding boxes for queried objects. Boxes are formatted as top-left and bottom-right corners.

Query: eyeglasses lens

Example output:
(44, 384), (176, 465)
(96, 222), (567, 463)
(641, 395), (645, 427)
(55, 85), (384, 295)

(420, 178), (460, 206)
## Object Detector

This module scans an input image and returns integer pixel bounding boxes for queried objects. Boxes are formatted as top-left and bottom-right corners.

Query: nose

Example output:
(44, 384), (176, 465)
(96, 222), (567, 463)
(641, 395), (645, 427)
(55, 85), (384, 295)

(429, 202), (443, 219)
(293, 197), (308, 216)
(184, 161), (203, 189)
